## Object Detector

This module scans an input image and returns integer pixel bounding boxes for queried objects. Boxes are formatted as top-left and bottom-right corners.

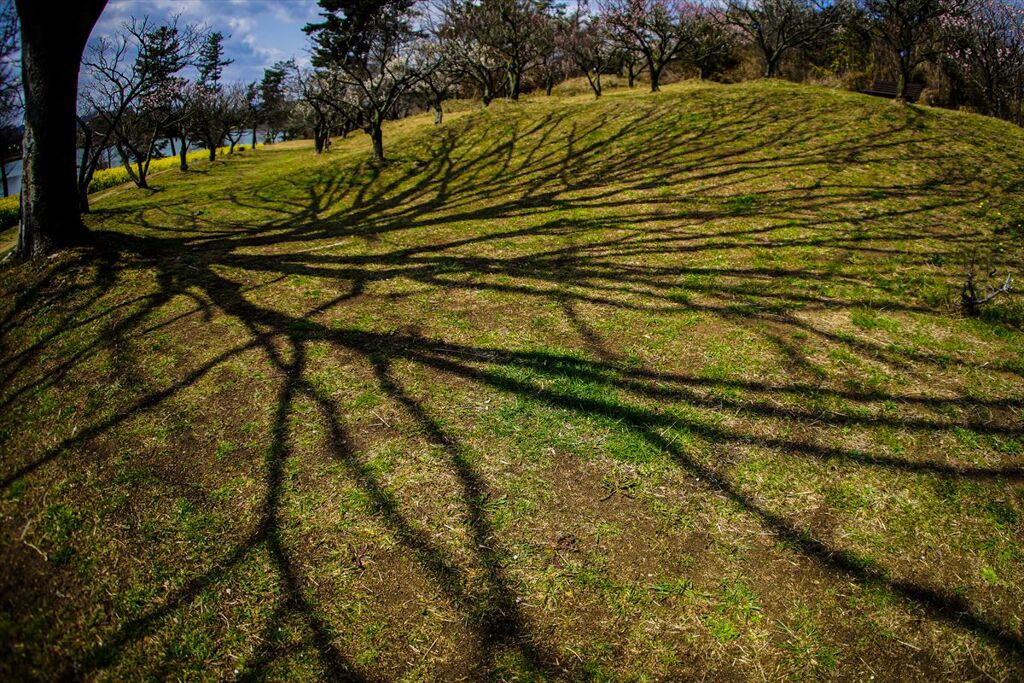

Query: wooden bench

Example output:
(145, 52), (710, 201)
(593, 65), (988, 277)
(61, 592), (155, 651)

(862, 81), (925, 102)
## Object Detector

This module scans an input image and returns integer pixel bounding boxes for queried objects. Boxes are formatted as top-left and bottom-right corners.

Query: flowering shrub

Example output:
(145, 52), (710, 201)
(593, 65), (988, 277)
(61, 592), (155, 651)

(87, 142), (253, 193)
(0, 194), (17, 230)
(0, 142), (255, 231)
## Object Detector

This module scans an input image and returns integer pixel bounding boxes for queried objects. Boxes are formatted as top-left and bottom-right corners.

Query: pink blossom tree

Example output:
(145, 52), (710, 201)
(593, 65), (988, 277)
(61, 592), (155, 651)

(945, 0), (1024, 120)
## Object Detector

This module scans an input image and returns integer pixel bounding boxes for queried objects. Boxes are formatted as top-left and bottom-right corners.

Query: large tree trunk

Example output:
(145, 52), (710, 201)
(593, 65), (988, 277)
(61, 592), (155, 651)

(15, 0), (107, 259)
(508, 67), (521, 101)
(765, 55), (779, 78)
(433, 102), (443, 125)
(896, 60), (910, 101)
(369, 121), (384, 163)
(251, 125), (257, 149)
(649, 63), (662, 93)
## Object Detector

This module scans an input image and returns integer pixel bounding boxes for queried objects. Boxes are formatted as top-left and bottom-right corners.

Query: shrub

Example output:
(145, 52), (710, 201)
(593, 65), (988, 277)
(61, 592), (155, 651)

(842, 70), (871, 93)
(918, 88), (946, 107)
(0, 194), (17, 230)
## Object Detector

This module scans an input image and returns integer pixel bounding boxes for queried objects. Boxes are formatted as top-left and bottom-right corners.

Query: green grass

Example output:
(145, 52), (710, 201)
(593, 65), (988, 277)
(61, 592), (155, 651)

(1, 79), (1023, 680)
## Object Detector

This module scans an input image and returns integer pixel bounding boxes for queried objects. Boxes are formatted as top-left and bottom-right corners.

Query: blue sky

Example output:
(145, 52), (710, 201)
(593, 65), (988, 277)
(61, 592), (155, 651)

(95, 0), (321, 82)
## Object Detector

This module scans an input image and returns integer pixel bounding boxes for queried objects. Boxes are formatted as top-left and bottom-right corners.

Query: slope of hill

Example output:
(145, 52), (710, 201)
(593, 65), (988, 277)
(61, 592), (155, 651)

(1, 80), (1023, 680)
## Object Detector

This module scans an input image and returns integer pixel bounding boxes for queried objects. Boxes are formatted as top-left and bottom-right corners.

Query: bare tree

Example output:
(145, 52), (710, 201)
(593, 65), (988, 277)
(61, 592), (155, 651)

(535, 9), (567, 95)
(306, 0), (435, 162)
(563, 8), (615, 97)
(602, 0), (709, 92)
(615, 43), (648, 86)
(114, 77), (189, 188)
(681, 3), (739, 79)
(473, 0), (553, 99)
(437, 0), (506, 104)
(413, 38), (461, 124)
(78, 17), (196, 209)
(726, 0), (845, 78)
(163, 79), (200, 171)
(863, 0), (966, 100)
(291, 65), (346, 154)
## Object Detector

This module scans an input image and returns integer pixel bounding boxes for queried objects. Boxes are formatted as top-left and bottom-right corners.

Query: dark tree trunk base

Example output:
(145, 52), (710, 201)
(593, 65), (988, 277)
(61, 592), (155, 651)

(15, 0), (109, 260)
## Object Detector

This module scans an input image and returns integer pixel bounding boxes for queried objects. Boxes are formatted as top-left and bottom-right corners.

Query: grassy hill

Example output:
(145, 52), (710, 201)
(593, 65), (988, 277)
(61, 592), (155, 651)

(1, 79), (1023, 680)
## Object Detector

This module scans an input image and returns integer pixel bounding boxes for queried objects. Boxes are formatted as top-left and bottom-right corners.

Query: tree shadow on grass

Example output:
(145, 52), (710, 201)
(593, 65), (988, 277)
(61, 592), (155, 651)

(2, 87), (1023, 678)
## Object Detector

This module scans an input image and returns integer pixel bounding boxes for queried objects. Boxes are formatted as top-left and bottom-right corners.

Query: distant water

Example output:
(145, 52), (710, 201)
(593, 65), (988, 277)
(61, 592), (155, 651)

(3, 159), (20, 197)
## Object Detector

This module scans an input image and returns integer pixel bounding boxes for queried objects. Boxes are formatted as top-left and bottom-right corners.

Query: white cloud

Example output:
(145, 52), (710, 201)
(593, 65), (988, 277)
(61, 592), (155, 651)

(90, 0), (311, 80)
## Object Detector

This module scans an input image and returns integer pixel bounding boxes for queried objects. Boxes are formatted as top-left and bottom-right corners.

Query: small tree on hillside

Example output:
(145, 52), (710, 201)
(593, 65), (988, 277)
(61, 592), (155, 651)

(535, 9), (569, 95)
(191, 30), (235, 161)
(563, 9), (615, 97)
(78, 17), (196, 211)
(244, 81), (261, 148)
(413, 39), (461, 124)
(114, 77), (187, 188)
(602, 0), (707, 92)
(437, 0), (506, 104)
(681, 4), (739, 79)
(305, 0), (435, 162)
(614, 43), (648, 86)
(726, 0), (847, 79)
(162, 79), (201, 170)
(476, 0), (554, 99)
(290, 65), (342, 153)
(862, 0), (966, 100)
(259, 62), (292, 143)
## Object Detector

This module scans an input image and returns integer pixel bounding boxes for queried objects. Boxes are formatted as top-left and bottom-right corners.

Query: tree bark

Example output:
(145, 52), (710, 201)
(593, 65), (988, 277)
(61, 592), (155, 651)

(896, 62), (909, 101)
(178, 136), (189, 171)
(507, 67), (521, 100)
(369, 122), (384, 163)
(15, 0), (108, 259)
(649, 64), (662, 92)
(433, 103), (443, 125)
(1, 158), (7, 197)
(627, 66), (635, 88)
